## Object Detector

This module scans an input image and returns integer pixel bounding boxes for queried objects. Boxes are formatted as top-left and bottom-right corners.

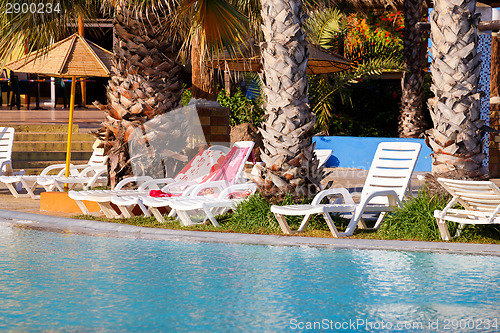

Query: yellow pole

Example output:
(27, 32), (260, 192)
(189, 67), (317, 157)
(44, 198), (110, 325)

(77, 16), (87, 106)
(64, 76), (77, 190)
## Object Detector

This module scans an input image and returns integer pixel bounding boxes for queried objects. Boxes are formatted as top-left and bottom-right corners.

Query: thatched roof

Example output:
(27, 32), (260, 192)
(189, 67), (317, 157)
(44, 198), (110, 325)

(210, 42), (351, 74)
(5, 33), (113, 77)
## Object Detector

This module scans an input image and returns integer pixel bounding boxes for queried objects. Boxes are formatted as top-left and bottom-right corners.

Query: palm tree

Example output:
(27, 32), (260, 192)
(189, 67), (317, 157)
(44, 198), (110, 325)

(427, 0), (486, 176)
(0, 0), (249, 187)
(399, 0), (427, 138)
(252, 0), (322, 197)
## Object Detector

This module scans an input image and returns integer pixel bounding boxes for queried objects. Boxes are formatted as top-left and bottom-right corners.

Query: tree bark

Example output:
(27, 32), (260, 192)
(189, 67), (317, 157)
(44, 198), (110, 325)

(399, 0), (427, 138)
(426, 0), (486, 176)
(250, 0), (323, 197)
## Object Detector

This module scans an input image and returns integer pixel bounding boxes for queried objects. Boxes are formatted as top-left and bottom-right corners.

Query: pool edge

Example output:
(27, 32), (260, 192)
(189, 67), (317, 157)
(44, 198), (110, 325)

(1, 209), (499, 256)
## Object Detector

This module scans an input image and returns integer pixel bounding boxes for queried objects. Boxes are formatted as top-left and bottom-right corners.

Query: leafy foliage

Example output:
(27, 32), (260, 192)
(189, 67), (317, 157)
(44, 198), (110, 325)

(305, 8), (405, 135)
(182, 86), (264, 126)
(378, 190), (451, 241)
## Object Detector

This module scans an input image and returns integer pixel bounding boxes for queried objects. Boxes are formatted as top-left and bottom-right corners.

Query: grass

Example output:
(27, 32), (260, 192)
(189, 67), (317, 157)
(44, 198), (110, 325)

(74, 191), (500, 244)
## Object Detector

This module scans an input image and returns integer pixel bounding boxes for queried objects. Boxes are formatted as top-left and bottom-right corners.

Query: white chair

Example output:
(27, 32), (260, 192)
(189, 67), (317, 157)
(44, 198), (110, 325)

(0, 144), (106, 199)
(271, 142), (421, 237)
(434, 178), (500, 241)
(114, 141), (255, 222)
(0, 127), (24, 177)
(70, 145), (231, 218)
(168, 182), (258, 227)
(314, 149), (333, 168)
(36, 147), (108, 192)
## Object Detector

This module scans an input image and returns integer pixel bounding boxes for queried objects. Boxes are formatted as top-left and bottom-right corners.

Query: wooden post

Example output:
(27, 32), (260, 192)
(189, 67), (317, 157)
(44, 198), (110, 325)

(490, 32), (500, 177)
(64, 76), (77, 190)
(78, 15), (86, 106)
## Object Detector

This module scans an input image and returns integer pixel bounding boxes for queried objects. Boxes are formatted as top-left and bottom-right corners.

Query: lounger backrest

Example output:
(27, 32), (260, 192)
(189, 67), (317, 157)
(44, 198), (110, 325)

(87, 148), (108, 167)
(437, 178), (500, 212)
(174, 145), (231, 182)
(361, 142), (421, 205)
(0, 127), (14, 173)
(201, 141), (254, 184)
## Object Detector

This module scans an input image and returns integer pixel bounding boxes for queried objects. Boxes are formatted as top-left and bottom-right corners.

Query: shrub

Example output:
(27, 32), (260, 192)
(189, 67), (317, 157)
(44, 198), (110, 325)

(181, 87), (264, 127)
(378, 190), (451, 241)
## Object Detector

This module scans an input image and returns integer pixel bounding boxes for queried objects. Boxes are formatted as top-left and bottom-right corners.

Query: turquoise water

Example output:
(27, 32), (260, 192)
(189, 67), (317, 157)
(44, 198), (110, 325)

(0, 225), (499, 332)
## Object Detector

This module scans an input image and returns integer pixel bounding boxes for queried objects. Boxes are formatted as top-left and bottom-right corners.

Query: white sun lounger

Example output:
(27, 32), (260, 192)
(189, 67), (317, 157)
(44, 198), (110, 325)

(271, 142), (421, 237)
(70, 145), (231, 218)
(0, 127), (24, 177)
(434, 178), (500, 240)
(113, 141), (255, 222)
(168, 182), (257, 227)
(0, 145), (106, 199)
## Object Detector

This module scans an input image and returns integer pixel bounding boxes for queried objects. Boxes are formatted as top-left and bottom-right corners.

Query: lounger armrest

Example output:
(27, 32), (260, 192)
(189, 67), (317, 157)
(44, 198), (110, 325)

(40, 163), (75, 176)
(82, 167), (108, 189)
(158, 179), (195, 193)
(0, 160), (12, 174)
(360, 190), (402, 207)
(137, 178), (175, 191)
(311, 187), (355, 205)
(218, 182), (257, 199)
(436, 196), (459, 219)
(115, 176), (154, 190)
(188, 180), (229, 197)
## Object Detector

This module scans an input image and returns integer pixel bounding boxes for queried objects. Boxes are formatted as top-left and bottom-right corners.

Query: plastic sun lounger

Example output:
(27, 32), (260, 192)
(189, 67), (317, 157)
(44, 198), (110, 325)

(271, 142), (421, 237)
(113, 141), (255, 223)
(70, 145), (231, 218)
(168, 183), (257, 227)
(434, 178), (500, 241)
(0, 145), (106, 199)
(36, 147), (108, 192)
(314, 149), (333, 168)
(0, 127), (24, 178)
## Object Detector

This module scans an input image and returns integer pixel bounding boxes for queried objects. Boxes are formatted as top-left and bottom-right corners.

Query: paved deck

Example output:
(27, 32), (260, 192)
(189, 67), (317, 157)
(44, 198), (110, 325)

(0, 103), (105, 130)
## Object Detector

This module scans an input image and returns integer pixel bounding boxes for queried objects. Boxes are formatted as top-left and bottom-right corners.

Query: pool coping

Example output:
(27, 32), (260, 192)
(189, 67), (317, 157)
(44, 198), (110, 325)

(1, 209), (500, 256)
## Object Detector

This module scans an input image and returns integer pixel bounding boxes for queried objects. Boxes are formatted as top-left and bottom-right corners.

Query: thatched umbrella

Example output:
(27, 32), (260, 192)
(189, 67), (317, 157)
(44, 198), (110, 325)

(210, 41), (351, 74)
(5, 33), (113, 180)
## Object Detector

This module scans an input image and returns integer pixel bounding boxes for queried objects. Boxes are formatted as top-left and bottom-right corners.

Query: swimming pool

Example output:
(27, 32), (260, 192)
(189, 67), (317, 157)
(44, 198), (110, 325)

(0, 224), (498, 332)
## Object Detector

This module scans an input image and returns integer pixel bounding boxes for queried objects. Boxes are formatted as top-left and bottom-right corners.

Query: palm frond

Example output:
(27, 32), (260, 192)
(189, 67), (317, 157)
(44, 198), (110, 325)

(305, 7), (346, 51)
(0, 0), (100, 66)
(180, 0), (249, 61)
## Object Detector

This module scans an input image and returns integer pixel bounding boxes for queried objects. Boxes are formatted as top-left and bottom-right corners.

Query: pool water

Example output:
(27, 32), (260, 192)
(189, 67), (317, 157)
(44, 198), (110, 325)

(0, 225), (498, 332)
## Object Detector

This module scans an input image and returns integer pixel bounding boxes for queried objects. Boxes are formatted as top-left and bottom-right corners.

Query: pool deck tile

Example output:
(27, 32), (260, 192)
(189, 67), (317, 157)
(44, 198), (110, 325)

(1, 209), (499, 256)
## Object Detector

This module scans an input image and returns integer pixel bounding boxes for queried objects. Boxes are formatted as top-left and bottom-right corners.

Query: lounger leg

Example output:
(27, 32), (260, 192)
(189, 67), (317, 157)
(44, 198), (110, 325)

(297, 214), (313, 232)
(373, 212), (387, 230)
(23, 179), (39, 199)
(204, 206), (220, 227)
(357, 218), (368, 229)
(74, 199), (90, 215)
(436, 218), (452, 241)
(150, 207), (166, 223)
(274, 213), (293, 234)
(118, 205), (135, 218)
(176, 210), (195, 226)
(321, 212), (341, 238)
(99, 202), (120, 218)
(137, 200), (151, 217)
(5, 182), (25, 198)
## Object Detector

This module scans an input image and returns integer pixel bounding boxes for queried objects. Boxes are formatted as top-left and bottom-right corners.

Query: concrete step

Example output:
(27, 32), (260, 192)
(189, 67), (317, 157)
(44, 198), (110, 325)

(14, 132), (95, 142)
(13, 141), (94, 152)
(13, 151), (92, 162)
(0, 123), (80, 133)
(13, 160), (92, 175)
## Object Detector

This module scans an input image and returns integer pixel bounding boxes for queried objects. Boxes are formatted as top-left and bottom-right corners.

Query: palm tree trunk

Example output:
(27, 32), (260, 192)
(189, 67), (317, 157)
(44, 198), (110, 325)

(190, 28), (217, 101)
(250, 0), (322, 197)
(399, 0), (427, 138)
(97, 5), (184, 187)
(426, 0), (486, 176)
